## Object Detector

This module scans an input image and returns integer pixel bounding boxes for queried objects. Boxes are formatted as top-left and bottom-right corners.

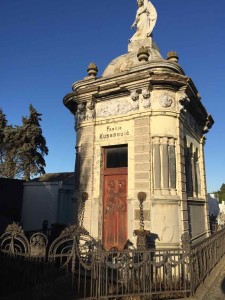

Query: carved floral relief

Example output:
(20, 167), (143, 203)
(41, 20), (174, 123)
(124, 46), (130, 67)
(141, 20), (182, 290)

(96, 98), (138, 118)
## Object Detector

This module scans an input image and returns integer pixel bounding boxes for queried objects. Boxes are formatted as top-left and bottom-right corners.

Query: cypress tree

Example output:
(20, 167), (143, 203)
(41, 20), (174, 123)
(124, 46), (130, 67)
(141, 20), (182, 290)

(2, 125), (20, 178)
(216, 183), (225, 203)
(0, 108), (8, 176)
(17, 104), (49, 181)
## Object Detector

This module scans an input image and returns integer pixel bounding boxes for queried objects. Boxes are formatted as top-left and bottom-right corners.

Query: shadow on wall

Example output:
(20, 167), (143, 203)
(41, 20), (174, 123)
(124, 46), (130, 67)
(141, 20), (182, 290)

(221, 276), (225, 295)
(0, 178), (24, 234)
(147, 232), (160, 249)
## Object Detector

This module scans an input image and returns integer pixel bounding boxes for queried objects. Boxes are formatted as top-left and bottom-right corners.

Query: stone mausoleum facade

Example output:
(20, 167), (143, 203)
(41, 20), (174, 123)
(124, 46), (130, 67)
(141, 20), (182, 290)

(63, 1), (214, 250)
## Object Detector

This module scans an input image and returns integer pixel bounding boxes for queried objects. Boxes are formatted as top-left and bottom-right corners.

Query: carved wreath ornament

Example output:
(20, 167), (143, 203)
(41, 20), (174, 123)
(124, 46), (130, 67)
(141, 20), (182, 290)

(160, 94), (174, 108)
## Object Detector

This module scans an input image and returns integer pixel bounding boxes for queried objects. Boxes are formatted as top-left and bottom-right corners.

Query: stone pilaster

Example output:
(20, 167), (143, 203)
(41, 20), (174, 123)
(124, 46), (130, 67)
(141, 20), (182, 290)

(134, 116), (151, 231)
(78, 125), (95, 233)
(168, 138), (176, 192)
(153, 137), (161, 194)
(162, 137), (169, 193)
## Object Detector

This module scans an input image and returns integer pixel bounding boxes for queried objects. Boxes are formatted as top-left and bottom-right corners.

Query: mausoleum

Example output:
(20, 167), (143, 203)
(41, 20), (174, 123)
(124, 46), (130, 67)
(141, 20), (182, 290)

(63, 0), (214, 250)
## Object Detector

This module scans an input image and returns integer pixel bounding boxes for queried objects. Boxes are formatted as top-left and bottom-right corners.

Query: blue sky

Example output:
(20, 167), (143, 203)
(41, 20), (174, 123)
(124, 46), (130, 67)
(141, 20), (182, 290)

(0, 0), (225, 192)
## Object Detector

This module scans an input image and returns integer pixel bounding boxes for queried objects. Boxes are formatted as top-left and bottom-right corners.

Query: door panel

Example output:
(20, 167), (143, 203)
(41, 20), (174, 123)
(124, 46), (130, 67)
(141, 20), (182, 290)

(103, 174), (127, 250)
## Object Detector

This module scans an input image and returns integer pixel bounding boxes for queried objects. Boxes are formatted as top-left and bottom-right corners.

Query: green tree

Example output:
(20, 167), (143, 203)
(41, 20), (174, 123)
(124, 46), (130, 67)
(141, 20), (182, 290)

(0, 108), (7, 169)
(0, 105), (48, 180)
(2, 125), (20, 178)
(0, 109), (18, 178)
(17, 104), (49, 181)
(215, 183), (225, 203)
(220, 184), (225, 193)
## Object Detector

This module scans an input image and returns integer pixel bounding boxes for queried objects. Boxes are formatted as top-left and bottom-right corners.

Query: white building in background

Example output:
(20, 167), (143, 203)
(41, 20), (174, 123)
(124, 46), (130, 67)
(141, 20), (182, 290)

(219, 201), (225, 215)
(21, 172), (75, 231)
(218, 199), (225, 226)
(207, 193), (220, 218)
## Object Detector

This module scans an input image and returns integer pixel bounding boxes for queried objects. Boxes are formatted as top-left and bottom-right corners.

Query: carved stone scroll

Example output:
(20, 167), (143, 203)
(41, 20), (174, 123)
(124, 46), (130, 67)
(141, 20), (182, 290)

(76, 102), (86, 123)
(178, 92), (190, 113)
(86, 100), (96, 120)
(142, 88), (150, 99)
(131, 90), (139, 101)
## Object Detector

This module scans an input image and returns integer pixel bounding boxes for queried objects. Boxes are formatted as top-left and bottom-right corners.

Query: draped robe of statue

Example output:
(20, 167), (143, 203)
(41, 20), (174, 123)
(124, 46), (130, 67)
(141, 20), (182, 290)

(130, 0), (157, 43)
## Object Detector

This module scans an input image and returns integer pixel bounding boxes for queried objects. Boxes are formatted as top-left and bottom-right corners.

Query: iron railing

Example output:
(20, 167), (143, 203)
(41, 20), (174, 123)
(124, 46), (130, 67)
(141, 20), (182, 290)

(189, 227), (225, 292)
(1, 222), (225, 299)
(71, 248), (191, 299)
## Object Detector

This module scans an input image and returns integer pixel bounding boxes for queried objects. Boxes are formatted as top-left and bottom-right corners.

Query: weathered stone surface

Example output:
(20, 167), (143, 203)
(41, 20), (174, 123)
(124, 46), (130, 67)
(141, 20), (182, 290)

(135, 209), (150, 221)
(135, 163), (150, 172)
(134, 126), (149, 135)
(96, 97), (137, 118)
(134, 154), (150, 162)
(134, 135), (151, 144)
(134, 144), (150, 153)
(134, 117), (149, 126)
(134, 173), (150, 180)
(134, 182), (150, 190)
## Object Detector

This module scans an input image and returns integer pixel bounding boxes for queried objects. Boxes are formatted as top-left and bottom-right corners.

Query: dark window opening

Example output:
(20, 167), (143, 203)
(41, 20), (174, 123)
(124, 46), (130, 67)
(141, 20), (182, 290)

(105, 145), (128, 168)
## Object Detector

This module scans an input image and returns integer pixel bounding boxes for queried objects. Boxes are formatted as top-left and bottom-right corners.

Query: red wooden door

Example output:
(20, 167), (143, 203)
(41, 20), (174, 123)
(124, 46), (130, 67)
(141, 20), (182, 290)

(103, 171), (128, 250)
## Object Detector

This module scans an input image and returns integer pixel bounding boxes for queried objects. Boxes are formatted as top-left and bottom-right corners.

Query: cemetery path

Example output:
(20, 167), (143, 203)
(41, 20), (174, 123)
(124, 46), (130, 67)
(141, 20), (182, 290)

(203, 264), (225, 300)
(183, 255), (225, 300)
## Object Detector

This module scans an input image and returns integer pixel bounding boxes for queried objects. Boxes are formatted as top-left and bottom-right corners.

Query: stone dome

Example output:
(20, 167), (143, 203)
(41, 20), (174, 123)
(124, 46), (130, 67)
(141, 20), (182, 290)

(102, 41), (164, 77)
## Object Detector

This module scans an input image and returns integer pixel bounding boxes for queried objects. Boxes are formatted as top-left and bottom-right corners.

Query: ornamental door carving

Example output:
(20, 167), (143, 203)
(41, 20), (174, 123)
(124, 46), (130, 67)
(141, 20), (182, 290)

(103, 146), (128, 251)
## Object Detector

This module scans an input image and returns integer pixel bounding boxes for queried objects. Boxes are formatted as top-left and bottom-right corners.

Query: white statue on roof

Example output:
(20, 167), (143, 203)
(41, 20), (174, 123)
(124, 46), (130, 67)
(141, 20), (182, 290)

(130, 0), (157, 42)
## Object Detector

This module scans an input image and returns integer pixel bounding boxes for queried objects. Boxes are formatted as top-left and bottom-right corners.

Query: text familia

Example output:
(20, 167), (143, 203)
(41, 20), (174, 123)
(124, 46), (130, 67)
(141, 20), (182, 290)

(99, 125), (130, 139)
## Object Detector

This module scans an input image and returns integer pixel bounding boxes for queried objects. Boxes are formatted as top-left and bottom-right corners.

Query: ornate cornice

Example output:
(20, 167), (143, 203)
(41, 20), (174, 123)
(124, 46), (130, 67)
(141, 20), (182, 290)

(63, 60), (214, 134)
(63, 92), (77, 114)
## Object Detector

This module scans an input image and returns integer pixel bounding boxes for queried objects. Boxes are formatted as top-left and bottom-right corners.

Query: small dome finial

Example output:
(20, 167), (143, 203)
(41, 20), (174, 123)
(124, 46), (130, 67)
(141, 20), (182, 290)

(87, 63), (98, 77)
(167, 51), (179, 63)
(137, 47), (149, 62)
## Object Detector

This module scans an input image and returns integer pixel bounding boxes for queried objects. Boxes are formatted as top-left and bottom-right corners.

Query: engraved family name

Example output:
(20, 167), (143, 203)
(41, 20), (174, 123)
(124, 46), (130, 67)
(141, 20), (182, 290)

(99, 126), (130, 139)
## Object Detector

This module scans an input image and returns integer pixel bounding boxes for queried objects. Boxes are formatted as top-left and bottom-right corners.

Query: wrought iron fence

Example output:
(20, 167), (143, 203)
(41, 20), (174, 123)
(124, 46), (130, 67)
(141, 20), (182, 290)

(189, 226), (225, 292)
(70, 248), (191, 299)
(1, 222), (225, 299)
(0, 254), (56, 299)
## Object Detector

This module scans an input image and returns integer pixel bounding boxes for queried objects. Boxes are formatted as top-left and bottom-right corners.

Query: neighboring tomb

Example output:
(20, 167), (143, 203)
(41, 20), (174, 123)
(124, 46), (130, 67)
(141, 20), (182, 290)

(63, 0), (214, 249)
(21, 172), (75, 231)
(207, 193), (220, 218)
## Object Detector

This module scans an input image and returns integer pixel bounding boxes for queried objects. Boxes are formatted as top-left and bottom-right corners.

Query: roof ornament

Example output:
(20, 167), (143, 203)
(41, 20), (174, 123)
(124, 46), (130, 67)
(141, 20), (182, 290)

(137, 46), (150, 62)
(130, 0), (157, 43)
(87, 63), (98, 78)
